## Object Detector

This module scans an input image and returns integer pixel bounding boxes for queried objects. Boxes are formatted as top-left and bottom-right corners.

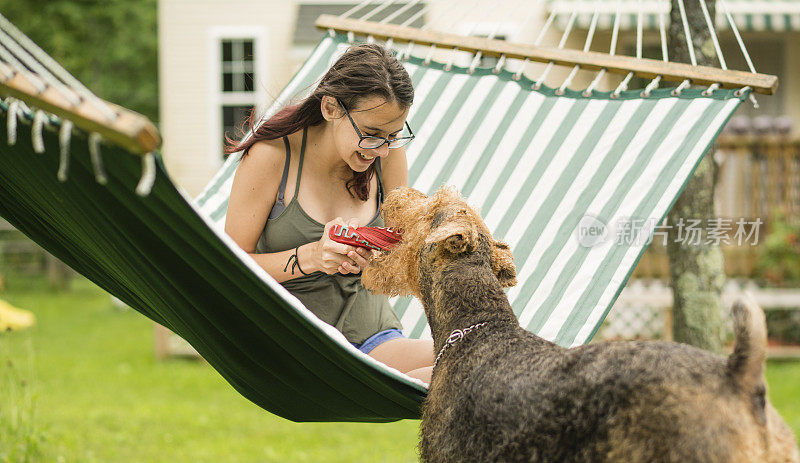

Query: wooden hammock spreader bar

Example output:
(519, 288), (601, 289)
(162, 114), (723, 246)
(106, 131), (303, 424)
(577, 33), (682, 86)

(316, 15), (778, 95)
(0, 64), (161, 155)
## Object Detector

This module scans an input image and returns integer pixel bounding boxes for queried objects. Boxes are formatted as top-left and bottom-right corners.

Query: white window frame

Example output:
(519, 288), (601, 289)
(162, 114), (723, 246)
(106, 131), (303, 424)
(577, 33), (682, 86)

(208, 26), (269, 165)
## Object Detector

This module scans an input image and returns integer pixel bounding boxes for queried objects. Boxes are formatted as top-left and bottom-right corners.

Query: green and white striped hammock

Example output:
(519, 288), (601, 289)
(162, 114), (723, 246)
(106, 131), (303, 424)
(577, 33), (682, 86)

(199, 33), (745, 349)
(0, 32), (746, 422)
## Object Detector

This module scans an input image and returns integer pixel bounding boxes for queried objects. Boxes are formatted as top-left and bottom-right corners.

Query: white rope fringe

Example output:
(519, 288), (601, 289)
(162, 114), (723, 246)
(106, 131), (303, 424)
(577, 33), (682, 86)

(6, 98), (18, 145)
(135, 152), (157, 197)
(88, 133), (108, 185)
(513, 58), (528, 81)
(641, 75), (661, 98)
(671, 79), (691, 96)
(612, 72), (634, 98)
(583, 68), (605, 97)
(701, 83), (720, 97)
(58, 120), (73, 182)
(493, 56), (506, 74)
(557, 65), (579, 95)
(558, 5), (599, 94)
(31, 109), (46, 153)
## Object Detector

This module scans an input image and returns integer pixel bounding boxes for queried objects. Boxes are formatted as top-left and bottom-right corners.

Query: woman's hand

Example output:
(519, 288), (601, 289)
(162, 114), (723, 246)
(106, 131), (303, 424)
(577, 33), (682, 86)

(311, 218), (373, 275)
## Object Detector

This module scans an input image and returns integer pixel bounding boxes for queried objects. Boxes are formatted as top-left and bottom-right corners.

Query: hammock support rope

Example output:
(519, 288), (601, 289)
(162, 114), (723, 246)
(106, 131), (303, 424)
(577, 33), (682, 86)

(315, 15), (777, 94)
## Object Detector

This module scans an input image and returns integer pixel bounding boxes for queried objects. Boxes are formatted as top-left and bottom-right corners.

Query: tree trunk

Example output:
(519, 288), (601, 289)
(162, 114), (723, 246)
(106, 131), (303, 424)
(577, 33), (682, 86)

(666, 0), (725, 353)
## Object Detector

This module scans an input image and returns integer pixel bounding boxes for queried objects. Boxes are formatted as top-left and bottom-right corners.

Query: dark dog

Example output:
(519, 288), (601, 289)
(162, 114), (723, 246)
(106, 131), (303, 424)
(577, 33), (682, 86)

(363, 186), (799, 463)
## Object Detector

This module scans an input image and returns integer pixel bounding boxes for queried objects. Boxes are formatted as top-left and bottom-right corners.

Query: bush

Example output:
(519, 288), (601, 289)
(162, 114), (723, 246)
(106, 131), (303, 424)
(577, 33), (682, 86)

(755, 210), (800, 287)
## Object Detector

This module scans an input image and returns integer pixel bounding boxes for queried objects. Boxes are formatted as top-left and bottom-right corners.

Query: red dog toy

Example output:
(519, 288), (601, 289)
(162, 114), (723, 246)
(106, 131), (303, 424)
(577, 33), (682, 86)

(329, 225), (402, 251)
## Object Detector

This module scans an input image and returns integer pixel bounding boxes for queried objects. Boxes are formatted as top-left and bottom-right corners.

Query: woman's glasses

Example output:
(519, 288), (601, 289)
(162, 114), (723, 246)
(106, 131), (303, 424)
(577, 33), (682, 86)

(338, 100), (415, 149)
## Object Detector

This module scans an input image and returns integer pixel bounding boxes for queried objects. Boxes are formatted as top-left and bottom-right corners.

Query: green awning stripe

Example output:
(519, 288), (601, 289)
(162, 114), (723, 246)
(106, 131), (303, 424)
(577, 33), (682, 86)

(468, 94), (573, 223)
(512, 98), (668, 331)
(554, 99), (735, 346)
(211, 198), (229, 222)
(456, 87), (538, 199)
(399, 298), (425, 334)
(548, 0), (800, 31)
(405, 62), (430, 90)
(413, 76), (518, 193)
(529, 98), (723, 344)
(410, 309), (430, 339)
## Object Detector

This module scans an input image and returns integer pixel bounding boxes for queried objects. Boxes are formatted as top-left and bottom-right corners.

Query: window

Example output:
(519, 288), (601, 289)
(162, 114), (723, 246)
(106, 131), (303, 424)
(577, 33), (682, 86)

(222, 39), (255, 92)
(222, 105), (253, 147)
(216, 37), (259, 158)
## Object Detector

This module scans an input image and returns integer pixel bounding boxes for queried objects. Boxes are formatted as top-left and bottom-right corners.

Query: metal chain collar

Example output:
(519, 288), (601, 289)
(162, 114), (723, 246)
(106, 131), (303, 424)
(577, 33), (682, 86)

(432, 322), (488, 371)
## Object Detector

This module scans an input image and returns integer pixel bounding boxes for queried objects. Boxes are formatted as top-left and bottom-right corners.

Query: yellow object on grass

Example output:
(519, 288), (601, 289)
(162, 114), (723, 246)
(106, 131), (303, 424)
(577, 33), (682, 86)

(0, 298), (35, 331)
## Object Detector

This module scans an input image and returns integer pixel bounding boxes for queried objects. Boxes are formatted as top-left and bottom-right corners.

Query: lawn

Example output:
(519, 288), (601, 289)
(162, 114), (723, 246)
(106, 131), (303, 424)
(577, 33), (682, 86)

(1, 274), (798, 462)
(0, 275), (420, 463)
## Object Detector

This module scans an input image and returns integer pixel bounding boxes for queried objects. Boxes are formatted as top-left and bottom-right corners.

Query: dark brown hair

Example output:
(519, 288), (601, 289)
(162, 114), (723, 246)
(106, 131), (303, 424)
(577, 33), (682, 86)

(226, 43), (414, 201)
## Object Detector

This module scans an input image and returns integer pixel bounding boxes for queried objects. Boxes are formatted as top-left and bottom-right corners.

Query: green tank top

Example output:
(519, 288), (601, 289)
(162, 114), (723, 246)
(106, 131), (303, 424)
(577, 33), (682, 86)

(255, 128), (402, 345)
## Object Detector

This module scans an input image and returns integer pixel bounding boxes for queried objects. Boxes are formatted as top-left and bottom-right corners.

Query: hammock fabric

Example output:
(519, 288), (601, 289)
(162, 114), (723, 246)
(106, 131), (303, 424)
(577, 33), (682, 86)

(0, 33), (746, 422)
(198, 35), (747, 345)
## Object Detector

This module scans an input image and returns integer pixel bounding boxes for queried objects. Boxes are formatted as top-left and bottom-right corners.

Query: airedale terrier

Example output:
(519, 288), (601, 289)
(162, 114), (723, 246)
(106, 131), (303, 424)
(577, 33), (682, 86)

(362, 185), (799, 463)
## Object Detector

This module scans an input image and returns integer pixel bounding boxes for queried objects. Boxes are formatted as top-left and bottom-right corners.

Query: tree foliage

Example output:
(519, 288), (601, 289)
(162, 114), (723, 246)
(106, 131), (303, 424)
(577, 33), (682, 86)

(0, 0), (159, 123)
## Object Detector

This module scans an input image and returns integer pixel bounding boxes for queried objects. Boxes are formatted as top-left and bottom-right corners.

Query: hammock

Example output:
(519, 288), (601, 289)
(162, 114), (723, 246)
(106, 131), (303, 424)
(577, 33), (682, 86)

(0, 8), (772, 422)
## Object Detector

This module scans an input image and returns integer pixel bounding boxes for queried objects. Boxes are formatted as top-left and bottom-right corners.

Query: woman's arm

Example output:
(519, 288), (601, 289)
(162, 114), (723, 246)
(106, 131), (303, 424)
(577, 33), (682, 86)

(225, 141), (366, 281)
(225, 141), (304, 283)
(381, 146), (409, 192)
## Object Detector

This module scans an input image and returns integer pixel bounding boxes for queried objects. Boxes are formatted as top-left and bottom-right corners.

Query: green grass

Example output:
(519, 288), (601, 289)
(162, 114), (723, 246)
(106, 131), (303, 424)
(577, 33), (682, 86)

(0, 276), (420, 462)
(1, 274), (798, 462)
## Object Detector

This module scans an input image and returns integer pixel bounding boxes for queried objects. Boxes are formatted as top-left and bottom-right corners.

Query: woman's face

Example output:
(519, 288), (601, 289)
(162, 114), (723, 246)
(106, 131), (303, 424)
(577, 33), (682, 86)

(325, 95), (410, 173)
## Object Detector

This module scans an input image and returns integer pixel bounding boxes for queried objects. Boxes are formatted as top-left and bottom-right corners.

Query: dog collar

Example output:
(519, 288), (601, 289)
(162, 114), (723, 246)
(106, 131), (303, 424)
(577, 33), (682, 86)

(433, 322), (487, 371)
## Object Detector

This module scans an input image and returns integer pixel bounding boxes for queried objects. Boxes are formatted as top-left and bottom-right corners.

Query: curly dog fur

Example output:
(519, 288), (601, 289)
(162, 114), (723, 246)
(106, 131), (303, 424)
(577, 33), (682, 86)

(362, 186), (799, 463)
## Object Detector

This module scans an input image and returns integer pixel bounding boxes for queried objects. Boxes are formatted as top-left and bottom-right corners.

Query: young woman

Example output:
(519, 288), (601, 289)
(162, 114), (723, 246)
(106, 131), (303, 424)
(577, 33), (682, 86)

(225, 44), (433, 384)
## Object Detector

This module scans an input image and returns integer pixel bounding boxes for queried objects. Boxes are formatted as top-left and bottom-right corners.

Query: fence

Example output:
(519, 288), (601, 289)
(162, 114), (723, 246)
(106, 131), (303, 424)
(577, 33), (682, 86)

(0, 217), (73, 288)
(632, 135), (800, 280)
(599, 278), (800, 358)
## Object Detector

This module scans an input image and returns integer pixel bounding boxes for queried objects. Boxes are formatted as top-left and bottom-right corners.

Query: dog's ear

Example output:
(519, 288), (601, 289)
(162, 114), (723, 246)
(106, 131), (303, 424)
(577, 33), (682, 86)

(424, 219), (477, 255)
(491, 240), (517, 287)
